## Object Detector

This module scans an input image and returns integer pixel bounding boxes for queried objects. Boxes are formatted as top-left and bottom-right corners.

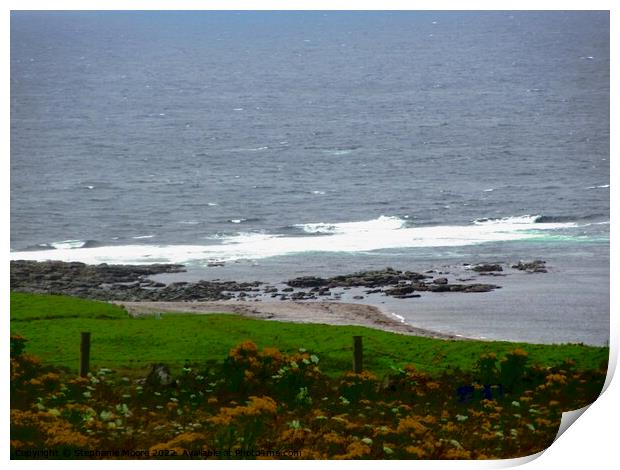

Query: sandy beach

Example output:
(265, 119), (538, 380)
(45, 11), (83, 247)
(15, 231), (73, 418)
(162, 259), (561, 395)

(115, 300), (464, 340)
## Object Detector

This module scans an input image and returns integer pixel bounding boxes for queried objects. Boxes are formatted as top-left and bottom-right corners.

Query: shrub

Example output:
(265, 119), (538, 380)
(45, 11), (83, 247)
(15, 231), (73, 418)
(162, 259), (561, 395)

(9, 337), (607, 460)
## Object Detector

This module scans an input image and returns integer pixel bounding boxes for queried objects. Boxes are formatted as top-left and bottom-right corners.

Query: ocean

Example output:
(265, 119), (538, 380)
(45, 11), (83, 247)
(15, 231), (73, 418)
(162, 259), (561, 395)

(10, 11), (610, 345)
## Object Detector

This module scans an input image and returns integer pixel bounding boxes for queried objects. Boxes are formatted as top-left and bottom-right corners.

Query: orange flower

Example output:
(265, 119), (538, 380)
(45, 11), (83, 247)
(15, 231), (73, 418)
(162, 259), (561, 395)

(11, 409), (92, 449)
(209, 396), (278, 425)
(441, 422), (460, 433)
(229, 341), (259, 360)
(150, 432), (207, 454)
(421, 415), (437, 425)
(535, 418), (553, 428)
(322, 431), (346, 445)
(508, 348), (528, 358)
(335, 441), (371, 459)
(425, 382), (440, 390)
(405, 446), (426, 458)
(444, 448), (472, 459)
(546, 373), (567, 385)
(261, 347), (283, 361)
(397, 416), (429, 435)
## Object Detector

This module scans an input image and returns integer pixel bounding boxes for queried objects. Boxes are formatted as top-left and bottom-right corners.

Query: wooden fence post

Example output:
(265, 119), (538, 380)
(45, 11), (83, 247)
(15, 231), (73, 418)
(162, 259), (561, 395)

(353, 336), (363, 373)
(80, 332), (91, 377)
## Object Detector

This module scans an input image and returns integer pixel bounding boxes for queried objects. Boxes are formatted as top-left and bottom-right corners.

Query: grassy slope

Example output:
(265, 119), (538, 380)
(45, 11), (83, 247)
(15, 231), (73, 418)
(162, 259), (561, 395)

(10, 292), (609, 376)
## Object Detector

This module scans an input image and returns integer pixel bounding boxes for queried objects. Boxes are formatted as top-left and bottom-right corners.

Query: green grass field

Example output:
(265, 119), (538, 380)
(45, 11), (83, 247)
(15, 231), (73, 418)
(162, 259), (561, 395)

(10, 292), (609, 377)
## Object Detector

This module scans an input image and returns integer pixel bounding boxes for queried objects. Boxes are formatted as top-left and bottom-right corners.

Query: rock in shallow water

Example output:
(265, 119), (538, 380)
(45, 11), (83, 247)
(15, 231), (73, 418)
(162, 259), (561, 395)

(10, 261), (503, 303)
(287, 268), (428, 289)
(472, 263), (503, 272)
(512, 260), (548, 273)
(10, 260), (261, 302)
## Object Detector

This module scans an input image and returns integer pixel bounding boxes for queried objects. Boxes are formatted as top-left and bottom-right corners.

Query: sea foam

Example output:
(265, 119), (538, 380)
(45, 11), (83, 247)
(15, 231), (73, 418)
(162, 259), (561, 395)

(296, 215), (405, 234)
(10, 214), (578, 265)
(50, 239), (89, 249)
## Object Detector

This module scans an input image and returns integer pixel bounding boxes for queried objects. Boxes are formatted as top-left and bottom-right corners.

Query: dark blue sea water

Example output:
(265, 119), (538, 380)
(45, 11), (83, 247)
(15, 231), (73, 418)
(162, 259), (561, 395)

(10, 11), (610, 344)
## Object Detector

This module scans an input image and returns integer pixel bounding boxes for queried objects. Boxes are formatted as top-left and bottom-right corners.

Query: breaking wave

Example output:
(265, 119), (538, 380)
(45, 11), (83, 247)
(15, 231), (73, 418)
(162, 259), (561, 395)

(10, 214), (580, 265)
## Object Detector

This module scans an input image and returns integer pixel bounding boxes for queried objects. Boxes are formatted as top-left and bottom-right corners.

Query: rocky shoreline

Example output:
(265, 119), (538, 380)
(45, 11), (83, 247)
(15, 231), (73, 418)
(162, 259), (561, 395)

(10, 259), (548, 303)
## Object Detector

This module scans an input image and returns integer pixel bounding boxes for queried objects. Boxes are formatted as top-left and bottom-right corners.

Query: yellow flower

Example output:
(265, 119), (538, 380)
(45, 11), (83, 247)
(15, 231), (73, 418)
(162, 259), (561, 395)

(441, 422), (459, 433)
(535, 418), (553, 428)
(444, 448), (472, 459)
(246, 396), (278, 414)
(425, 382), (440, 390)
(209, 396), (277, 425)
(280, 428), (308, 444)
(45, 428), (90, 448)
(405, 446), (426, 458)
(546, 373), (567, 385)
(323, 431), (346, 445)
(299, 448), (325, 459)
(345, 421), (361, 432)
(513, 348), (528, 357)
(261, 347), (283, 361)
(335, 441), (371, 459)
(151, 432), (206, 453)
(421, 415), (437, 425)
(481, 399), (496, 409)
(229, 341), (258, 360)
(397, 416), (429, 435)
(149, 443), (186, 456)
(11, 409), (92, 449)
